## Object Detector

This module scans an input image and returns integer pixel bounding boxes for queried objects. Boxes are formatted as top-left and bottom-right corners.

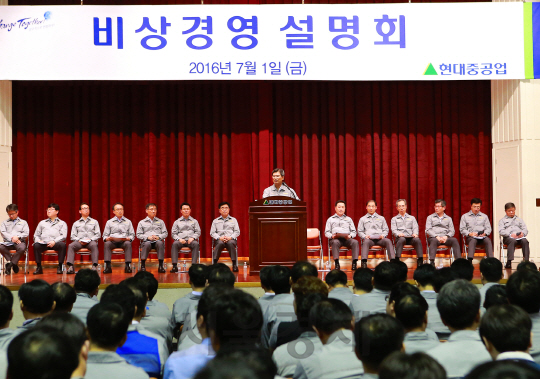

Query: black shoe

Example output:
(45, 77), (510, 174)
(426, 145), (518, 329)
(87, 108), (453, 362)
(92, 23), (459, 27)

(170, 265), (178, 273)
(57, 265), (63, 274)
(417, 258), (423, 267)
(505, 260), (512, 269)
(103, 263), (112, 274)
(361, 261), (367, 269)
(158, 264), (165, 273)
(334, 261), (340, 270)
(91, 264), (98, 271)
(140, 264), (146, 272)
(351, 261), (357, 271)
(33, 266), (43, 275)
(5, 263), (11, 275)
(430, 259), (436, 267)
(67, 265), (75, 274)
(232, 264), (239, 272)
(125, 263), (132, 274)
(12, 264), (19, 274)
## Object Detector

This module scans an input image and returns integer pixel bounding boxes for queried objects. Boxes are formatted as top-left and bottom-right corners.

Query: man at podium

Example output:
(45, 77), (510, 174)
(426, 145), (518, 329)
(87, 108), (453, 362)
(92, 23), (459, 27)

(262, 168), (300, 199)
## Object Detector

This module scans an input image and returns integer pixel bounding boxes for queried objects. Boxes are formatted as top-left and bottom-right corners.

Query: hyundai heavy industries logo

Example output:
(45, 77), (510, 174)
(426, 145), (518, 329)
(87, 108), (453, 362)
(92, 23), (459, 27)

(0, 11), (52, 32)
(263, 200), (293, 205)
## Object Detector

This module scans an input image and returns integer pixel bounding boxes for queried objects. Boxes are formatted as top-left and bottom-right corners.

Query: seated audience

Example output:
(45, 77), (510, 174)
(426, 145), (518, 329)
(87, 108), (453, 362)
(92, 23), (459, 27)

(51, 282), (76, 313)
(71, 268), (100, 324)
(353, 267), (373, 295)
(194, 348), (276, 379)
(390, 259), (409, 282)
(483, 285), (508, 310)
(517, 261), (538, 272)
(86, 302), (148, 379)
(326, 269), (354, 306)
(379, 352), (446, 379)
(479, 258), (503, 306)
(427, 279), (491, 378)
(18, 279), (55, 330)
(172, 264), (207, 339)
(354, 313), (405, 378)
(0, 285), (14, 349)
(451, 258), (474, 281)
(295, 298), (363, 379)
(258, 265), (275, 314)
(261, 265), (293, 348)
(433, 267), (457, 293)
(466, 360), (539, 379)
(207, 265), (235, 287)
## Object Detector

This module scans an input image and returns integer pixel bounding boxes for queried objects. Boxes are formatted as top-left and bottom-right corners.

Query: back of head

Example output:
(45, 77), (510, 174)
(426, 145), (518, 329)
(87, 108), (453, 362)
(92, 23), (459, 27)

(517, 261), (538, 272)
(206, 289), (262, 349)
(194, 347), (277, 379)
(325, 269), (348, 288)
(479, 258), (503, 283)
(433, 267), (457, 293)
(19, 279), (54, 315)
(259, 265), (272, 291)
(292, 276), (329, 324)
(390, 260), (409, 282)
(0, 285), (13, 326)
(506, 270), (540, 314)
(480, 304), (531, 354)
(413, 264), (437, 288)
(87, 302), (130, 349)
(374, 262), (399, 291)
(394, 293), (428, 330)
(437, 279), (480, 329)
(188, 264), (208, 288)
(197, 285), (234, 321)
(51, 282), (76, 313)
(100, 284), (136, 323)
(37, 313), (87, 351)
(354, 314), (404, 371)
(291, 261), (318, 283)
(74, 268), (101, 294)
(120, 278), (147, 318)
(353, 268), (374, 292)
(208, 266), (236, 288)
(134, 271), (159, 300)
(466, 360), (540, 379)
(451, 258), (474, 281)
(388, 282), (420, 305)
(309, 298), (353, 335)
(379, 352), (446, 379)
(8, 327), (79, 379)
(483, 285), (508, 310)
(269, 265), (291, 294)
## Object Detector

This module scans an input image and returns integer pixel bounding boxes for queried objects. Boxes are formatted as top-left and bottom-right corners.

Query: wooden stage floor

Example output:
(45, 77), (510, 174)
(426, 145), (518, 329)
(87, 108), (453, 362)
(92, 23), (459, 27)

(0, 258), (513, 290)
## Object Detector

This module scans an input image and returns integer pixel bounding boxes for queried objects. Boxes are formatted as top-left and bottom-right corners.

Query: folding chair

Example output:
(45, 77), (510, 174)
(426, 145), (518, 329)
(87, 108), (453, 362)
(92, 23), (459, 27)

(391, 235), (418, 261)
(462, 235), (486, 260)
(0, 237), (29, 275)
(425, 233), (454, 266)
(177, 238), (200, 273)
(499, 235), (523, 266)
(43, 249), (66, 272)
(327, 240), (353, 270)
(138, 238), (167, 271)
(306, 228), (324, 270)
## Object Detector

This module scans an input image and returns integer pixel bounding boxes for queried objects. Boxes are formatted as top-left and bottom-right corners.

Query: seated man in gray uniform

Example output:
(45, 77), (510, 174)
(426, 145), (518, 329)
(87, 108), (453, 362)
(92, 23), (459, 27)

(325, 269), (354, 307)
(210, 202), (240, 272)
(459, 197), (494, 262)
(262, 168), (299, 199)
(499, 202), (530, 268)
(66, 202), (101, 274)
(33, 203), (67, 275)
(85, 302), (149, 379)
(170, 202), (201, 272)
(425, 199), (461, 266)
(258, 266), (275, 314)
(391, 199), (423, 267)
(71, 268), (100, 325)
(0, 204), (29, 275)
(136, 203), (168, 273)
(357, 200), (395, 269)
(325, 200), (359, 270)
(102, 202), (135, 274)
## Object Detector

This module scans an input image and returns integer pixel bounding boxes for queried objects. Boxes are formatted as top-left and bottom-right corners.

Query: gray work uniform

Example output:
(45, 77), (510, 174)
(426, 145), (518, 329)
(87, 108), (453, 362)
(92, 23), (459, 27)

(427, 330), (491, 378)
(391, 213), (423, 258)
(404, 331), (440, 354)
(71, 292), (98, 325)
(479, 282), (499, 308)
(258, 293), (276, 315)
(33, 218), (68, 265)
(273, 331), (323, 378)
(498, 215), (530, 261)
(349, 288), (390, 321)
(420, 291), (451, 339)
(67, 217), (101, 265)
(425, 213), (461, 260)
(172, 292), (202, 328)
(137, 217), (168, 260)
(293, 329), (363, 379)
(141, 300), (174, 352)
(210, 215), (240, 261)
(102, 216), (135, 262)
(357, 213), (395, 260)
(262, 293), (296, 349)
(0, 217), (29, 266)
(85, 351), (149, 379)
(459, 211), (493, 258)
(325, 214), (359, 260)
(262, 184), (299, 199)
(328, 287), (355, 307)
(0, 329), (16, 350)
(170, 217), (201, 264)
(529, 312), (540, 364)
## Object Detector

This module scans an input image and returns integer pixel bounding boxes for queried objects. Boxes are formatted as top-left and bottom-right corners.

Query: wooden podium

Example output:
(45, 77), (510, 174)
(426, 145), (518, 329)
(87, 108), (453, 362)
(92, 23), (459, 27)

(248, 196), (307, 275)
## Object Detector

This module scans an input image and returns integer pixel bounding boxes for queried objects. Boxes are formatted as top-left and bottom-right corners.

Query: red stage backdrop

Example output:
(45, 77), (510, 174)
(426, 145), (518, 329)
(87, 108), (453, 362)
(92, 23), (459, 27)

(12, 80), (492, 262)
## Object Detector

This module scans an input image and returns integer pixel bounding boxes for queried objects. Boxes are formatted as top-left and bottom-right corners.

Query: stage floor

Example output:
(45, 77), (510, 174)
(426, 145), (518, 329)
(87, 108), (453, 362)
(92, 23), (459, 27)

(0, 258), (513, 290)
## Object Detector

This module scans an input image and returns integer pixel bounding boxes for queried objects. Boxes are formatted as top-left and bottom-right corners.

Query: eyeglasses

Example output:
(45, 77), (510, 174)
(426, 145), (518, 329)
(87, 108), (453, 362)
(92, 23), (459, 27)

(81, 207), (90, 210)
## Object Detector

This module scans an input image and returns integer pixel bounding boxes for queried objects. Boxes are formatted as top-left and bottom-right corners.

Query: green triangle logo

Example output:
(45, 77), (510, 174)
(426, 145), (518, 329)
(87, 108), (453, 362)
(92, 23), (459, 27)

(263, 200), (269, 205)
(424, 63), (438, 76)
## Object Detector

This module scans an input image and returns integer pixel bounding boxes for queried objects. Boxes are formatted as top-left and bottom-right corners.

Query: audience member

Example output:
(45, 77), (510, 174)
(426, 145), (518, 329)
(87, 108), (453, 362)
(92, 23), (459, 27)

(51, 282), (76, 313)
(194, 348), (276, 379)
(379, 352), (446, 379)
(86, 302), (148, 379)
(451, 258), (474, 281)
(291, 261), (318, 283)
(0, 285), (14, 349)
(18, 279), (55, 330)
(325, 269), (354, 306)
(427, 279), (491, 378)
(71, 268), (100, 324)
(479, 258), (503, 306)
(355, 313), (405, 378)
(483, 285), (508, 310)
(353, 267), (373, 295)
(390, 259), (409, 282)
(295, 298), (363, 379)
(207, 265), (235, 287)
(466, 360), (539, 379)
(433, 267), (457, 293)
(386, 282), (420, 317)
(258, 265), (275, 314)
(517, 260), (538, 272)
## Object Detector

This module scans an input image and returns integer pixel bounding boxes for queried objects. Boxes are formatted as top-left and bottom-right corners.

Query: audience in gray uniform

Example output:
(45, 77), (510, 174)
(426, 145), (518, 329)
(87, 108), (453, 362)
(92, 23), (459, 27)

(325, 269), (354, 306)
(478, 258), (503, 306)
(257, 265), (275, 314)
(51, 282), (76, 313)
(466, 360), (540, 379)
(483, 285), (508, 310)
(172, 264), (207, 337)
(295, 298), (363, 379)
(506, 269), (540, 364)
(354, 313), (405, 379)
(18, 279), (55, 331)
(379, 352), (446, 379)
(71, 268), (100, 325)
(85, 302), (149, 379)
(517, 260), (538, 271)
(195, 348), (276, 379)
(207, 264), (235, 287)
(390, 259), (409, 282)
(414, 264), (450, 338)
(450, 258), (474, 281)
(427, 279), (491, 378)
(0, 286), (14, 350)
(352, 267), (373, 295)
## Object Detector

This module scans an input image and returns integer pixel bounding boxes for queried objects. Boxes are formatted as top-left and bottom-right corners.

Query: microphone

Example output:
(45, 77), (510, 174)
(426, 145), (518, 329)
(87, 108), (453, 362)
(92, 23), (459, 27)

(282, 182), (300, 201)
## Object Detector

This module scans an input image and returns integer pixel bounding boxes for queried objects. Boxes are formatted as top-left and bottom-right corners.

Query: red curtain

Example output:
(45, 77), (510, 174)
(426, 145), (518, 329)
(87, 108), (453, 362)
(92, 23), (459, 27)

(12, 80), (492, 262)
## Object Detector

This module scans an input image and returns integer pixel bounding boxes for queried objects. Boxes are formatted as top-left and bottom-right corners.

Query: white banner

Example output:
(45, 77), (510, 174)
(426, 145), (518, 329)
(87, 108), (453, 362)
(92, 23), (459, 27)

(0, 3), (525, 80)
